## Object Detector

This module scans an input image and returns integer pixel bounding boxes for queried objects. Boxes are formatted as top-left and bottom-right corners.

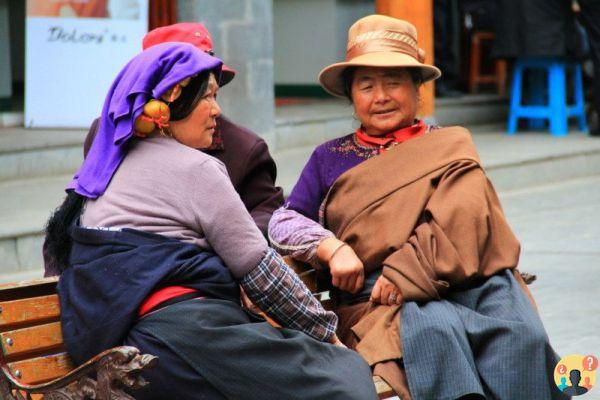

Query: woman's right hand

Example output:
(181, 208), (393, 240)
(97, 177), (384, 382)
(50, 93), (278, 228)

(370, 275), (403, 306)
(317, 237), (365, 294)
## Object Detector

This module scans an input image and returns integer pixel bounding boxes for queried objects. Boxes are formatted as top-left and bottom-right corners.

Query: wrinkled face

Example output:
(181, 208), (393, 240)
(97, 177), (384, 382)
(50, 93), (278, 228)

(351, 67), (419, 136)
(170, 73), (221, 149)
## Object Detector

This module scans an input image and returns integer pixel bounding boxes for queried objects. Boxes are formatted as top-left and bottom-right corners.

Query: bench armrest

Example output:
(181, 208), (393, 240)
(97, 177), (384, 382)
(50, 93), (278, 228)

(0, 346), (157, 400)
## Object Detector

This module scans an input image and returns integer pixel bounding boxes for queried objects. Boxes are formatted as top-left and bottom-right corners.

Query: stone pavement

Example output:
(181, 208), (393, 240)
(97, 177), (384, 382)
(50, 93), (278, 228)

(500, 175), (600, 390)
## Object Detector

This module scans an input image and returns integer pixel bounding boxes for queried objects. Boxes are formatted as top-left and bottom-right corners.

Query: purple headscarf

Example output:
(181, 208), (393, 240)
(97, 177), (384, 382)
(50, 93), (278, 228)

(67, 42), (223, 198)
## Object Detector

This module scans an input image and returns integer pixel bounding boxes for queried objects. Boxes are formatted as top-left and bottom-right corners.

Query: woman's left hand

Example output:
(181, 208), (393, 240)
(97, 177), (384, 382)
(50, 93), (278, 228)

(370, 275), (403, 306)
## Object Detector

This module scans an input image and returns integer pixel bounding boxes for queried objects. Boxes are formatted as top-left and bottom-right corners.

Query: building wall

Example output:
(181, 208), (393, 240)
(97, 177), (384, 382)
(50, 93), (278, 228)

(178, 0), (275, 145)
(274, 0), (337, 85)
(273, 0), (374, 86)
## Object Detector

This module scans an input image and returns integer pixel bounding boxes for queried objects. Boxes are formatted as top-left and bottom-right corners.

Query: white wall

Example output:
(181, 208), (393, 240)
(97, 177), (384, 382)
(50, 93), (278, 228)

(274, 0), (374, 85)
(178, 0), (275, 142)
(336, 0), (375, 61)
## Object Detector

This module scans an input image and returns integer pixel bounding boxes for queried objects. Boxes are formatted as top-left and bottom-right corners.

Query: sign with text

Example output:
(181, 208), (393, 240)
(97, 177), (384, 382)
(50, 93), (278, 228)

(25, 0), (148, 127)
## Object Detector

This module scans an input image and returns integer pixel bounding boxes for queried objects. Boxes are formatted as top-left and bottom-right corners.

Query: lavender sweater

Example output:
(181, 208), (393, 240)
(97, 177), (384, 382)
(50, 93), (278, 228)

(82, 134), (268, 278)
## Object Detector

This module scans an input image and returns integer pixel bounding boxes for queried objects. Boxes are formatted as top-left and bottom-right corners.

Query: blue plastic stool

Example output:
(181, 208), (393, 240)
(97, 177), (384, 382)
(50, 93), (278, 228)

(507, 57), (587, 136)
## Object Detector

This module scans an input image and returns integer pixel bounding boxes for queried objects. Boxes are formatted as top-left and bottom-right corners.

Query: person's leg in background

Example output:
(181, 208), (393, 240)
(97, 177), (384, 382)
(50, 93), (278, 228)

(434, 0), (462, 97)
(578, 0), (600, 135)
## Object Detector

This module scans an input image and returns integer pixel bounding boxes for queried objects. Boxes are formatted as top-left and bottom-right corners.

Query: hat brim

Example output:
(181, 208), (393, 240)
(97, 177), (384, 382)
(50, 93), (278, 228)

(219, 65), (236, 86)
(318, 52), (442, 98)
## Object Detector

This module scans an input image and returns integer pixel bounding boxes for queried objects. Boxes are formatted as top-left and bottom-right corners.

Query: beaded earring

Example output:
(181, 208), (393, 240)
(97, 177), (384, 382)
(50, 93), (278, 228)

(133, 76), (193, 138)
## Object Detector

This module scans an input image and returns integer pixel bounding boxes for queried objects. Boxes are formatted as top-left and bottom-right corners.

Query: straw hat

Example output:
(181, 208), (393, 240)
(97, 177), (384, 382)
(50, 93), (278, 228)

(318, 15), (441, 98)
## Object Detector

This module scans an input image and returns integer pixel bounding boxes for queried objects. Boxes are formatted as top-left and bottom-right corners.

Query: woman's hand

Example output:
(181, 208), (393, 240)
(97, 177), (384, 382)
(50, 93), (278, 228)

(317, 237), (365, 293)
(328, 334), (347, 348)
(370, 275), (403, 306)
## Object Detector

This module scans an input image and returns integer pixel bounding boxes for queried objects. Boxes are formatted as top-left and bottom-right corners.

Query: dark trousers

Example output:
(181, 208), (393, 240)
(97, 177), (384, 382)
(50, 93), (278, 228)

(578, 0), (600, 128)
(434, 0), (460, 90)
(125, 298), (378, 400)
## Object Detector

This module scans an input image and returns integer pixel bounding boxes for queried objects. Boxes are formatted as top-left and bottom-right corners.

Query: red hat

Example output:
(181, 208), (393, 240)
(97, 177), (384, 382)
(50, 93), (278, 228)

(142, 22), (236, 86)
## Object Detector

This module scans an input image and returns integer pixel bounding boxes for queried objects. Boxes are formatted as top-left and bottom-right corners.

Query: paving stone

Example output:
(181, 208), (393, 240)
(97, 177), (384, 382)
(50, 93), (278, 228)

(499, 176), (600, 360)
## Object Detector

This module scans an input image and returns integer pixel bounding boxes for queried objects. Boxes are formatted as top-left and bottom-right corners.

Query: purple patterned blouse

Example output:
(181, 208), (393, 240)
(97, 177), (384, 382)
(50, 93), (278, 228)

(286, 132), (382, 222)
(269, 122), (437, 270)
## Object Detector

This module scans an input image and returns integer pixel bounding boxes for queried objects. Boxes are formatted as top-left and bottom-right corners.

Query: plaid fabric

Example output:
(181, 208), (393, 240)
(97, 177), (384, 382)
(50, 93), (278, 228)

(241, 248), (338, 341)
(268, 206), (334, 269)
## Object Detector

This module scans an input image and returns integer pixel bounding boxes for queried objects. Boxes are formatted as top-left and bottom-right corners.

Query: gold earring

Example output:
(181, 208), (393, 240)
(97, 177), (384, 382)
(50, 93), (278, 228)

(134, 99), (171, 138)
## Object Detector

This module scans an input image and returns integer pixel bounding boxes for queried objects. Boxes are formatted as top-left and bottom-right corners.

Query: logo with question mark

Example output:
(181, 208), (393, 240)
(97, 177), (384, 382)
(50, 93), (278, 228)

(554, 354), (598, 396)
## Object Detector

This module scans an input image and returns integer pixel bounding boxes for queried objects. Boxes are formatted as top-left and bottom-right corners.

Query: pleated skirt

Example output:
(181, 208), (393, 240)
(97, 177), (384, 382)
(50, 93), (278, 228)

(401, 270), (568, 400)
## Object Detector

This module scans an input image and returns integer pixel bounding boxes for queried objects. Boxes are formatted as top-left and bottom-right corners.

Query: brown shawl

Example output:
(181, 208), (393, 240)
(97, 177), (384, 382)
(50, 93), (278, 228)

(324, 126), (530, 367)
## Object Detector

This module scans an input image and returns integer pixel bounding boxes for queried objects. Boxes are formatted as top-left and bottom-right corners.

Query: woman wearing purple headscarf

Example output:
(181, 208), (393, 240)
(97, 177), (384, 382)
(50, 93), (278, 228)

(44, 43), (377, 400)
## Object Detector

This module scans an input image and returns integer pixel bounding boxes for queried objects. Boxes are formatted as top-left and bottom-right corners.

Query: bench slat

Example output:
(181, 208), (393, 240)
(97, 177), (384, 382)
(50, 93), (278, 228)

(1, 322), (63, 358)
(0, 295), (60, 329)
(7, 352), (73, 385)
(0, 278), (58, 302)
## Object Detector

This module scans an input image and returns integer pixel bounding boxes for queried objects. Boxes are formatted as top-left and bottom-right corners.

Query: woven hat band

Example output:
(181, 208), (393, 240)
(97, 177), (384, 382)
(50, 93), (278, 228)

(347, 31), (419, 61)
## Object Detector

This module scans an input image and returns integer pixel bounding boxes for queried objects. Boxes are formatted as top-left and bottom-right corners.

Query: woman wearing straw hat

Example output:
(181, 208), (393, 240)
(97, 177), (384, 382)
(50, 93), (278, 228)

(269, 15), (565, 400)
(44, 42), (378, 399)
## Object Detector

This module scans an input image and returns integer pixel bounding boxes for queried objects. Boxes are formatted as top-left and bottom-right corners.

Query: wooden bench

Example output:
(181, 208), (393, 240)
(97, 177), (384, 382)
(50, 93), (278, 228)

(0, 277), (157, 400)
(0, 271), (395, 400)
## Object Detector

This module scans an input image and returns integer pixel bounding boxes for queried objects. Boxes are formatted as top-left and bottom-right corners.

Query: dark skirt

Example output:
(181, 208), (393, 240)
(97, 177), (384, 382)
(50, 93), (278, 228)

(125, 298), (378, 400)
(400, 269), (568, 400)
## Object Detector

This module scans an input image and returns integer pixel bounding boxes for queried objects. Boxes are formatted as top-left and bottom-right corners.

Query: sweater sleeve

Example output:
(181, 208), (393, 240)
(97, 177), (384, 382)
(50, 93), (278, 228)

(268, 206), (334, 268)
(191, 159), (268, 278)
(191, 160), (337, 341)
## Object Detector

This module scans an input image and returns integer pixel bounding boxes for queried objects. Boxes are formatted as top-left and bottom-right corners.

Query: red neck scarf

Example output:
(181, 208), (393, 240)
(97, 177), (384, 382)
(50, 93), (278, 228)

(355, 120), (427, 151)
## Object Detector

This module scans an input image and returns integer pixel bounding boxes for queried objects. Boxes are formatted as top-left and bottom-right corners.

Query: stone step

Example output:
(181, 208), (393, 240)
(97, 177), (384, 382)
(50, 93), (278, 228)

(0, 127), (86, 182)
(0, 95), (508, 182)
(0, 174), (70, 280)
(1, 125), (599, 281)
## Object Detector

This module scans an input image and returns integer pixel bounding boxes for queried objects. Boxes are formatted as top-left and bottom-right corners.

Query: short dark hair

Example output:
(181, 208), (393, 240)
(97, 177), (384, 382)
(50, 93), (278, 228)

(169, 70), (211, 121)
(341, 67), (423, 102)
